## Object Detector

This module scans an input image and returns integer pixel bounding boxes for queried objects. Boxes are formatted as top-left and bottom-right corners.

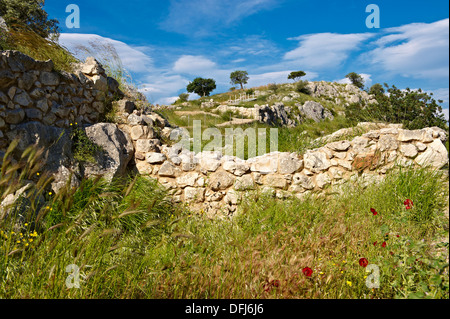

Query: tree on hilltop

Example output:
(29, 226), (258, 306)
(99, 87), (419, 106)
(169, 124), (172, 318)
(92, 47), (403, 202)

(187, 77), (216, 97)
(345, 72), (365, 89)
(230, 70), (249, 90)
(0, 0), (59, 38)
(288, 71), (306, 81)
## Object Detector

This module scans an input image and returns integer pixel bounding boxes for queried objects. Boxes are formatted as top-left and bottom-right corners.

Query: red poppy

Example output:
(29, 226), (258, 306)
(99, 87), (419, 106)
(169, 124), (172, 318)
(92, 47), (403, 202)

(381, 242), (387, 248)
(302, 267), (313, 277)
(396, 235), (400, 238)
(389, 251), (394, 256)
(404, 199), (413, 209)
(370, 208), (378, 216)
(373, 241), (378, 246)
(359, 258), (369, 267)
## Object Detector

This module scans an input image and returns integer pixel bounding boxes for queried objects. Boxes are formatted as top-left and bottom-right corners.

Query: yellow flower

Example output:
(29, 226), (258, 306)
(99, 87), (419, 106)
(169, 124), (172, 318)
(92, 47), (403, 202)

(17, 240), (21, 244)
(24, 223), (28, 226)
(319, 272), (324, 275)
(364, 275), (368, 279)
(346, 281), (352, 287)
(29, 239), (33, 242)
(48, 192), (52, 196)
(342, 260), (347, 264)
(341, 271), (344, 274)
(25, 243), (29, 247)
(20, 233), (23, 237)
(37, 172), (40, 176)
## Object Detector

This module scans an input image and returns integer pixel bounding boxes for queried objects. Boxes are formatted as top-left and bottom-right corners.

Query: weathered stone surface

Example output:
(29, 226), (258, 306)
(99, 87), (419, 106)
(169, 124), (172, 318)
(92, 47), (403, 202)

(398, 129), (424, 142)
(83, 123), (134, 181)
(209, 171), (235, 191)
(146, 152), (167, 164)
(135, 139), (160, 153)
(415, 139), (448, 169)
(400, 144), (418, 158)
(248, 153), (278, 174)
(223, 160), (250, 176)
(234, 175), (255, 191)
(326, 140), (351, 152)
(292, 173), (314, 189)
(176, 172), (199, 188)
(265, 174), (288, 189)
(5, 109), (25, 124)
(40, 72), (59, 86)
(13, 91), (32, 107)
(158, 161), (176, 177)
(184, 187), (205, 203)
(298, 101), (333, 122)
(378, 135), (398, 152)
(278, 153), (303, 174)
(315, 172), (331, 189)
(304, 151), (331, 173)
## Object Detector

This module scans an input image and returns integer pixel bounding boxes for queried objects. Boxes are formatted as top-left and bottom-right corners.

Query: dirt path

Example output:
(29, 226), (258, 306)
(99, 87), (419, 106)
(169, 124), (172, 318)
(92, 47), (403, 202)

(175, 111), (221, 118)
(216, 118), (257, 127)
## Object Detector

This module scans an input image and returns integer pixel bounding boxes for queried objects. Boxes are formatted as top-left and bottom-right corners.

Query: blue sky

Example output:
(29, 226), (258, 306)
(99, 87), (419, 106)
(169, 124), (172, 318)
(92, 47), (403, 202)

(44, 0), (449, 118)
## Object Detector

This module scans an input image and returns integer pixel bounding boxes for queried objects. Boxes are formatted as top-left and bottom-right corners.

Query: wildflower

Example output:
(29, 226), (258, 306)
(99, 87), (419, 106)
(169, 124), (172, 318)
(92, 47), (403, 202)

(370, 208), (378, 216)
(346, 281), (352, 287)
(24, 223), (28, 226)
(342, 260), (347, 264)
(25, 243), (28, 247)
(272, 280), (280, 287)
(373, 241), (378, 246)
(403, 199), (413, 209)
(302, 267), (313, 277)
(319, 272), (324, 275)
(381, 242), (387, 248)
(396, 235), (400, 238)
(48, 192), (52, 196)
(359, 258), (369, 268)
(36, 172), (40, 176)
(364, 275), (368, 279)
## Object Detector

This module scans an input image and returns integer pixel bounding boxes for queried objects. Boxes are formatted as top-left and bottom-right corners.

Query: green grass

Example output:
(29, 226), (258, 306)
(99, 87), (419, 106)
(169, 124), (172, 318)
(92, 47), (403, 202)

(0, 142), (448, 299)
(1, 24), (78, 73)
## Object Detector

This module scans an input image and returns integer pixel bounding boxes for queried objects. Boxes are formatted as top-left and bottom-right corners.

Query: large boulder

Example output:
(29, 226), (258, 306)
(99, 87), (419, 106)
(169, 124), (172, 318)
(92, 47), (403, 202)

(83, 123), (134, 181)
(298, 101), (334, 122)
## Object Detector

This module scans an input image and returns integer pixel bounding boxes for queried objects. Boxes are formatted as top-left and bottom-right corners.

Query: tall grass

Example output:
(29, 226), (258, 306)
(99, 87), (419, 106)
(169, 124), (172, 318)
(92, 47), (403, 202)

(1, 141), (448, 298)
(1, 24), (78, 72)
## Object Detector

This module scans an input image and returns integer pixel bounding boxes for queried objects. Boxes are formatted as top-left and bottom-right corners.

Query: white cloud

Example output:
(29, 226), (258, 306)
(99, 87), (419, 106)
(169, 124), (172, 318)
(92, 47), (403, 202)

(173, 55), (217, 74)
(223, 35), (279, 57)
(284, 32), (374, 69)
(429, 88), (449, 103)
(160, 0), (280, 36)
(248, 70), (318, 87)
(363, 18), (449, 80)
(58, 33), (153, 73)
(441, 108), (449, 121)
(336, 73), (373, 88)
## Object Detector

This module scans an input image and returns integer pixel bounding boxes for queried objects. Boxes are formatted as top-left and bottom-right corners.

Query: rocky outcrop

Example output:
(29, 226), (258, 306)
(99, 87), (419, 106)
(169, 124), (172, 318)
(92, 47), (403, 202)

(297, 101), (334, 122)
(215, 101), (333, 127)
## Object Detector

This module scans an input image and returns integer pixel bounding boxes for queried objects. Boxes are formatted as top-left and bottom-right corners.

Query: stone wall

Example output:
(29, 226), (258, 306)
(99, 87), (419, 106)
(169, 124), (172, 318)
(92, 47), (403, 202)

(130, 123), (448, 217)
(0, 50), (122, 149)
(1, 51), (448, 218)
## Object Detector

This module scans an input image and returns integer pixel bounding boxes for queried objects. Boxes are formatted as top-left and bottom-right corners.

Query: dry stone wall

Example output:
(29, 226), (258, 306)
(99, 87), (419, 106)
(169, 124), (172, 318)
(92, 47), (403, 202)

(130, 123), (448, 217)
(0, 50), (122, 149)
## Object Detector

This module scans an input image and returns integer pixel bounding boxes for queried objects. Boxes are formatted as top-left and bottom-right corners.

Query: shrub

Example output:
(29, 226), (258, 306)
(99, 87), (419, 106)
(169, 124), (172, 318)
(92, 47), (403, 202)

(295, 80), (310, 94)
(268, 83), (279, 93)
(246, 88), (254, 95)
